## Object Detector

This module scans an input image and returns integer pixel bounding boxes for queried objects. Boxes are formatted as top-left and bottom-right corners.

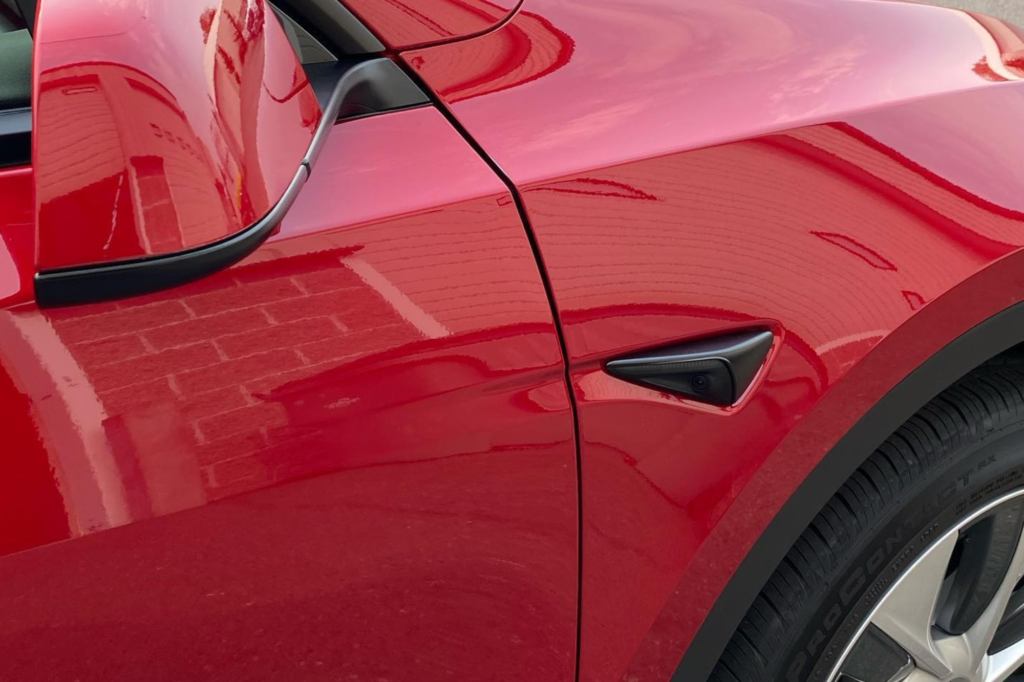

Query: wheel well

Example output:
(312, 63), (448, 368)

(672, 301), (1024, 682)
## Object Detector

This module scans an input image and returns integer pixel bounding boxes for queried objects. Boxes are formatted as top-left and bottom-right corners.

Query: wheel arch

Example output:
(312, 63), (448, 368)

(673, 273), (1024, 682)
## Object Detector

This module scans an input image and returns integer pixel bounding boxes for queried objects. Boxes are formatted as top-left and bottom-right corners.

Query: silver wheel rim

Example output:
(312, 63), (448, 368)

(828, 489), (1024, 682)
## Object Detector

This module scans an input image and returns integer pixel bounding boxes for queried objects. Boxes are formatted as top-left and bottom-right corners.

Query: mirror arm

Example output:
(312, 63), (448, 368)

(34, 165), (308, 308)
(34, 58), (415, 308)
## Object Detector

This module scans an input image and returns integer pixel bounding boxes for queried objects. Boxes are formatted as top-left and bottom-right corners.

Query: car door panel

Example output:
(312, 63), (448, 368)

(0, 105), (578, 682)
(400, 2), (1024, 681)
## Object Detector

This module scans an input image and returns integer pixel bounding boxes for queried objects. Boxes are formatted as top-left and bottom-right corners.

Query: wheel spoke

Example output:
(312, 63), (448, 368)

(871, 531), (959, 678)
(938, 499), (1024, 638)
(828, 492), (1024, 682)
(900, 670), (941, 682)
(986, 638), (1024, 682)
(838, 625), (914, 682)
(956, 501), (1024, 672)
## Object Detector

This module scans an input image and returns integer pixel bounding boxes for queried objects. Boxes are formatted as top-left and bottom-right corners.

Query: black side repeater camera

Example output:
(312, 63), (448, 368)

(604, 330), (774, 406)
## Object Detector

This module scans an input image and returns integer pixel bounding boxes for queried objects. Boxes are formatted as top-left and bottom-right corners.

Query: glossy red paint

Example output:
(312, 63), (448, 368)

(11, 0), (1024, 679)
(405, 0), (1024, 188)
(32, 0), (320, 271)
(0, 166), (32, 308)
(404, 2), (1024, 680)
(341, 0), (520, 50)
(0, 107), (577, 681)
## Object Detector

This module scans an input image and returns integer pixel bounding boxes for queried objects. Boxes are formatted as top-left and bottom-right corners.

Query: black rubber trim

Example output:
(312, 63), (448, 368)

(35, 59), (407, 308)
(672, 300), (1024, 682)
(0, 107), (30, 169)
(304, 58), (429, 122)
(270, 0), (384, 55)
(270, 3), (337, 65)
(36, 166), (307, 307)
(13, 0), (35, 35)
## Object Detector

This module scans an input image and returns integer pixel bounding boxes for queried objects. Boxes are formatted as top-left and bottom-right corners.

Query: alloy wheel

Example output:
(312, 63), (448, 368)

(830, 490), (1024, 682)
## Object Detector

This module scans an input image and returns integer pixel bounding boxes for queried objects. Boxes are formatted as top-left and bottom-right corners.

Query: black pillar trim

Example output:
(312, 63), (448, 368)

(270, 0), (385, 55)
(0, 107), (30, 169)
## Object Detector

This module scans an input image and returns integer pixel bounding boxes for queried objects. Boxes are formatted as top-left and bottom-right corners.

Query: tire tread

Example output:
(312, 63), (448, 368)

(710, 359), (1024, 682)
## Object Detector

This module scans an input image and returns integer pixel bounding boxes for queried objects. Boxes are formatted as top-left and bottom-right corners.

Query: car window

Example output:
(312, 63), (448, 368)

(0, 0), (31, 112)
(0, 0), (31, 168)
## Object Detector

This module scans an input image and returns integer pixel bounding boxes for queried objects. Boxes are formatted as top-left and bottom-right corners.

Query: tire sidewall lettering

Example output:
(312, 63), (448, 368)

(783, 430), (1024, 682)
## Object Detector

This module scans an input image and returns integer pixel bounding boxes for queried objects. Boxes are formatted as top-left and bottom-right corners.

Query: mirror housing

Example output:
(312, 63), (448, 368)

(32, 0), (322, 306)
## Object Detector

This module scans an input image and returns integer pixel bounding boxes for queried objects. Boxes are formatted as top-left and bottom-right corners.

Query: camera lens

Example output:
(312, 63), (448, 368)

(691, 374), (710, 393)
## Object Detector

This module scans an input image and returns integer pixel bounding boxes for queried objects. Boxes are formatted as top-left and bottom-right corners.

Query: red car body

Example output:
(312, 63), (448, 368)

(2, 0), (1024, 681)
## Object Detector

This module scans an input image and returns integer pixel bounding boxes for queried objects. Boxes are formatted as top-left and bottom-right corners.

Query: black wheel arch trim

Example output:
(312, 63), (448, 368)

(34, 58), (428, 308)
(672, 298), (1024, 682)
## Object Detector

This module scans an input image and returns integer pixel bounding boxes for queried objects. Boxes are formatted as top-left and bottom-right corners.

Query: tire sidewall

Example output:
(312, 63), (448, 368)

(782, 425), (1024, 682)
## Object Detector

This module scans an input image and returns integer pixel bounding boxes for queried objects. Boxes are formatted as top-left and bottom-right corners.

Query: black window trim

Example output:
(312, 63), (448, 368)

(0, 106), (29, 169)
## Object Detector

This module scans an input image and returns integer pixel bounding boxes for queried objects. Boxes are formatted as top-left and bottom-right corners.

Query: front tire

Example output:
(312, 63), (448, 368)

(712, 357), (1024, 682)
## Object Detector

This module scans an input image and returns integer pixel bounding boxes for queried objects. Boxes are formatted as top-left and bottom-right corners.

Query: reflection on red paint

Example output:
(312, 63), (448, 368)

(569, 102), (1024, 682)
(535, 177), (660, 202)
(968, 10), (1024, 79)
(811, 232), (897, 271)
(0, 108), (577, 682)
(407, 10), (573, 101)
(0, 167), (32, 308)
(33, 0), (320, 270)
(0, 339), (69, 558)
(406, 1), (1024, 680)
(406, 0), (1024, 186)
(342, 0), (520, 50)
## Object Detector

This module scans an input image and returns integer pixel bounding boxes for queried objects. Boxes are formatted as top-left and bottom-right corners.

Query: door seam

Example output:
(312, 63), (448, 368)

(391, 55), (585, 682)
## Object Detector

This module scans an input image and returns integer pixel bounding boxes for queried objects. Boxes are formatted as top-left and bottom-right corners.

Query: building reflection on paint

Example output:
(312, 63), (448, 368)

(0, 106), (580, 682)
(33, 0), (319, 270)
